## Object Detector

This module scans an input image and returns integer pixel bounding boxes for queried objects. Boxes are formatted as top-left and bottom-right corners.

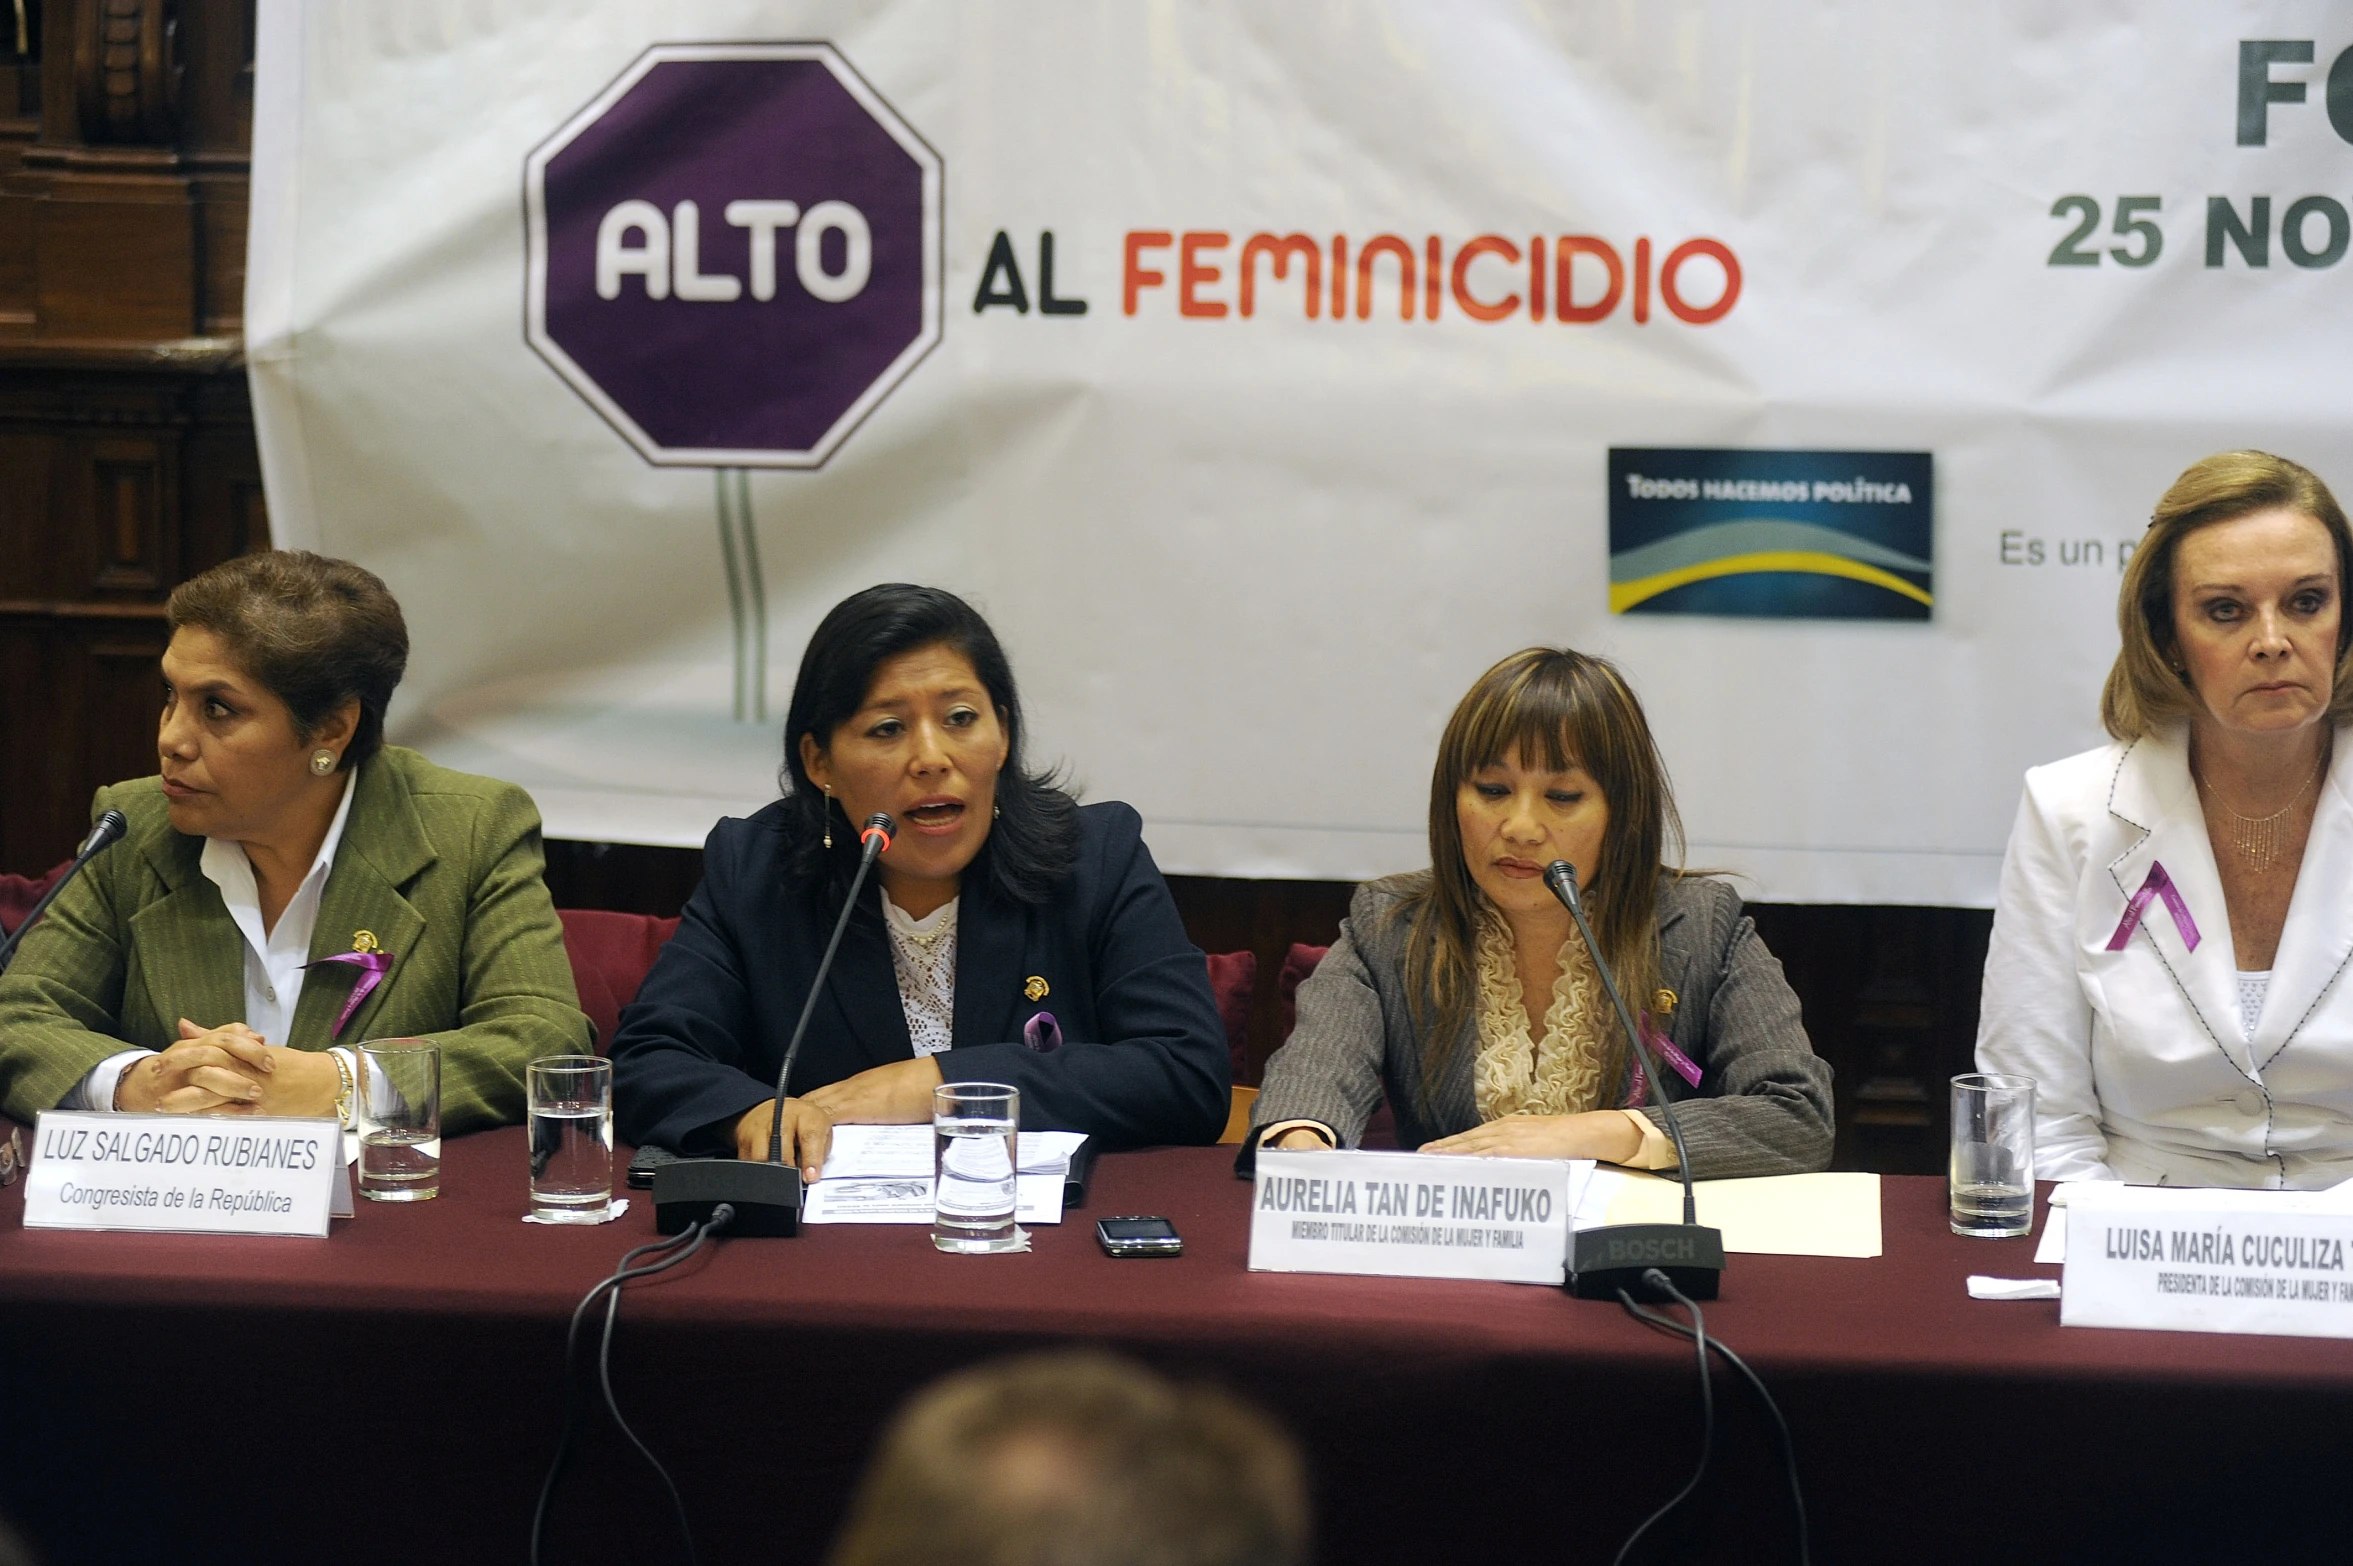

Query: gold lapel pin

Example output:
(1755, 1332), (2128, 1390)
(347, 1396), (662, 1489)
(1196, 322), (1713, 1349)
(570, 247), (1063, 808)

(352, 930), (381, 954)
(1024, 976), (1050, 1002)
(1652, 988), (1677, 1019)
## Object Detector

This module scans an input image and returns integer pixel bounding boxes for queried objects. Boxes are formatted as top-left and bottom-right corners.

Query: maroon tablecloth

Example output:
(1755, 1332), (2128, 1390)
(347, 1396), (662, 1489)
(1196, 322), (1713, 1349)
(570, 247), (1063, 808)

(3, 1135), (2348, 1564)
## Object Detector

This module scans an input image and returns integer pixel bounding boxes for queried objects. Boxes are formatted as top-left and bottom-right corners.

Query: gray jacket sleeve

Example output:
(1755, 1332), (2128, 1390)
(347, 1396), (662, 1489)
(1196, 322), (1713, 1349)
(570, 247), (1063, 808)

(1248, 901), (1396, 1147)
(1250, 875), (1835, 1179)
(1636, 879), (1834, 1178)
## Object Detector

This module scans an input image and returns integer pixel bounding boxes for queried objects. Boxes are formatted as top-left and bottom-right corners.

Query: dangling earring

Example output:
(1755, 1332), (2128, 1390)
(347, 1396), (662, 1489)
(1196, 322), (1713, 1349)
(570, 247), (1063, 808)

(823, 787), (834, 850)
(993, 804), (1000, 820)
(310, 749), (337, 776)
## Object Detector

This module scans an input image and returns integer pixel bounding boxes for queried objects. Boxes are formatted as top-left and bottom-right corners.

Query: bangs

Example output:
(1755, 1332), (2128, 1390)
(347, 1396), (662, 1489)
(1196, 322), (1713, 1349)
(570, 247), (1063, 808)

(1450, 660), (1587, 780)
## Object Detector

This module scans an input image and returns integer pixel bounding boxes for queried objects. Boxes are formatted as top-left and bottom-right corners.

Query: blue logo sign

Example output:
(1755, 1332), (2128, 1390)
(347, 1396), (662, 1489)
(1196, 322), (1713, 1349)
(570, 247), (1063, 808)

(1607, 448), (1934, 620)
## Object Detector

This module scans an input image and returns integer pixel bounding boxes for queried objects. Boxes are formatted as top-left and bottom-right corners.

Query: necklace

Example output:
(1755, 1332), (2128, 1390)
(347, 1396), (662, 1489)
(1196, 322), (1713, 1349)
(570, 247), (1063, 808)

(2196, 746), (2328, 874)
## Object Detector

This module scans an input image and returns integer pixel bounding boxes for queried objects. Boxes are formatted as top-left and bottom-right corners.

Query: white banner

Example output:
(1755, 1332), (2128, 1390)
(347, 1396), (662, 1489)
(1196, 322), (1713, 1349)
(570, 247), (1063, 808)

(247, 2), (2353, 903)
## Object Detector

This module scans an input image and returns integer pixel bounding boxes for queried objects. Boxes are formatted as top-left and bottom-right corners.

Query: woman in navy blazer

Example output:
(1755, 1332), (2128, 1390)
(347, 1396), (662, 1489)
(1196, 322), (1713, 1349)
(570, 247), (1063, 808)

(611, 585), (1229, 1174)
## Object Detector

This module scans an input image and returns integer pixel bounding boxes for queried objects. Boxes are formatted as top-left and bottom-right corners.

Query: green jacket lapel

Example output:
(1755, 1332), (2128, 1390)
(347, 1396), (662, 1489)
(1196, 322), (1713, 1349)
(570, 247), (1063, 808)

(126, 825), (244, 1043)
(297, 755), (435, 1047)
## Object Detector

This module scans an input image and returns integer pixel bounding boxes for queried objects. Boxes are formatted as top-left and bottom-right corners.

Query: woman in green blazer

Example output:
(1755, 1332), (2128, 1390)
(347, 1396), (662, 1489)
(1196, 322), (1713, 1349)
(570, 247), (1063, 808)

(0, 552), (588, 1133)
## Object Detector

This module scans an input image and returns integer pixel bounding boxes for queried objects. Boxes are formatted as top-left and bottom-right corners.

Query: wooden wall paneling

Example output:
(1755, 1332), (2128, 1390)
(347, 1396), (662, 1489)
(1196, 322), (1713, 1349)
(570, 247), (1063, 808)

(178, 375), (264, 568)
(0, 424), (52, 597)
(0, 605), (164, 867)
(180, 0), (251, 335)
(80, 624), (164, 805)
(88, 431), (169, 588)
(1747, 903), (1995, 1175)
(0, 2), (39, 333)
(539, 839), (708, 922)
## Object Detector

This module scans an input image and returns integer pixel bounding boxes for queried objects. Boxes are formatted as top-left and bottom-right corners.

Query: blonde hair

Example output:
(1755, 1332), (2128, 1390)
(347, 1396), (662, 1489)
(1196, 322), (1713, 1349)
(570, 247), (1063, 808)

(2102, 451), (2353, 740)
(1394, 648), (1682, 1097)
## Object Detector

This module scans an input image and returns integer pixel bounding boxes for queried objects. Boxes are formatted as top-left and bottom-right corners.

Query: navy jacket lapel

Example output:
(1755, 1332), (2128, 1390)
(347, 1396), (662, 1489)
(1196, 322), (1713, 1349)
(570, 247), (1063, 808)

(813, 890), (913, 1078)
(953, 877), (1027, 1049)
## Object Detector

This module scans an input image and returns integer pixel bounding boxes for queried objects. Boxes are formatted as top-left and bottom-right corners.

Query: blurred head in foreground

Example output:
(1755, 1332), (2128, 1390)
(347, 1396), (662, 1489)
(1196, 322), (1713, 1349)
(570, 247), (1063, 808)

(826, 1350), (1309, 1566)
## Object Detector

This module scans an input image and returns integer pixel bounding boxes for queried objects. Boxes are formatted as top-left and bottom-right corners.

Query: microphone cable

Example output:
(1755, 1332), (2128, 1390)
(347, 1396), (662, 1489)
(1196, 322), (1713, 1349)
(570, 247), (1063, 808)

(530, 1203), (735, 1566)
(1612, 1267), (1811, 1566)
(1610, 1268), (1716, 1566)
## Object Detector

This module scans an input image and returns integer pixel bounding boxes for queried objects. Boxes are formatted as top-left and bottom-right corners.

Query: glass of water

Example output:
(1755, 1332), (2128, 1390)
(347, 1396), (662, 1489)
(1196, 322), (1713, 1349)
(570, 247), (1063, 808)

(356, 1039), (441, 1202)
(933, 1082), (1021, 1254)
(528, 1055), (614, 1221)
(1950, 1073), (2035, 1237)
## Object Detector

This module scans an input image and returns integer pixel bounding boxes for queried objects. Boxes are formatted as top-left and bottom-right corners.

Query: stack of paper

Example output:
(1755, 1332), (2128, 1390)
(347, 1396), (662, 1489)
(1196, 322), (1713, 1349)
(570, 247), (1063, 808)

(1574, 1168), (1883, 1258)
(800, 1125), (1088, 1226)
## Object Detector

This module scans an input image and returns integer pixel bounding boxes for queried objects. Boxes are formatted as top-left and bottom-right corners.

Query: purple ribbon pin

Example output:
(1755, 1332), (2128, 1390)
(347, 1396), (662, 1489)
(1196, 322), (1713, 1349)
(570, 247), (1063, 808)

(1022, 1011), (1063, 1053)
(303, 949), (394, 1038)
(1624, 1015), (1701, 1108)
(2106, 861), (2202, 953)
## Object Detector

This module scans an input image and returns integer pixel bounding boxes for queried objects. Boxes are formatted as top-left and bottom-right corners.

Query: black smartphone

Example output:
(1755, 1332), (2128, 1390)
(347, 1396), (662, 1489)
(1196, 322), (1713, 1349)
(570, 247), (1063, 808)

(627, 1144), (685, 1189)
(1095, 1215), (1183, 1258)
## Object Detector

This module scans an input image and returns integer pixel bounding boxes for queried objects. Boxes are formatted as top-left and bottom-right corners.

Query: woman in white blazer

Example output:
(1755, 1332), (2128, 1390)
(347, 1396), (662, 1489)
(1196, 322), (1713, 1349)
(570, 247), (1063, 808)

(1978, 451), (2353, 1189)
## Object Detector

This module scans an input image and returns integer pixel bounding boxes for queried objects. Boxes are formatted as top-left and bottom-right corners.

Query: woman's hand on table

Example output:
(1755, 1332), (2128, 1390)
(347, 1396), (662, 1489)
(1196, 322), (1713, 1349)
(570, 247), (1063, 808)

(246, 1044), (341, 1118)
(735, 1097), (835, 1181)
(1422, 1111), (1642, 1164)
(113, 1021), (274, 1113)
(114, 1024), (344, 1117)
(803, 1056), (945, 1126)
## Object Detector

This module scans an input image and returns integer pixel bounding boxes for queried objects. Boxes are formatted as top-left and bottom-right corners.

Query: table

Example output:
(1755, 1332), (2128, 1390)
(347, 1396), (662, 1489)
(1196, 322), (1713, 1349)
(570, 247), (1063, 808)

(3, 1134), (2350, 1566)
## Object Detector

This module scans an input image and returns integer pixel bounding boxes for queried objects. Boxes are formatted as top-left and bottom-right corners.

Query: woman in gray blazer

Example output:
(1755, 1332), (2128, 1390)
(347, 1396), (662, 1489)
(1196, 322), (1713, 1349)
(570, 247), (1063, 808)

(1249, 648), (1833, 1180)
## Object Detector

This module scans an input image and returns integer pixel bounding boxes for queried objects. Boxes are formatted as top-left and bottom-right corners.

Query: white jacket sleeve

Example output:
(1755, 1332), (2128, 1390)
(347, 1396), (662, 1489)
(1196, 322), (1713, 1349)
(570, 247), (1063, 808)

(1976, 774), (2115, 1183)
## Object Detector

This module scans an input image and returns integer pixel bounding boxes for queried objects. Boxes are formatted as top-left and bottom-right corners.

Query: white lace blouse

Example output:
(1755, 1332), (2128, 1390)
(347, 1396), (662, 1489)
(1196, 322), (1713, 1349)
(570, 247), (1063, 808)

(882, 890), (958, 1058)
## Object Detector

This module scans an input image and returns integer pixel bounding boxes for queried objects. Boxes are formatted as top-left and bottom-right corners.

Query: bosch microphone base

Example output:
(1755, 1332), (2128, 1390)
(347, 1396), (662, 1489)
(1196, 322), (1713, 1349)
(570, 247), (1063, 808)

(1567, 1223), (1725, 1301)
(653, 1158), (802, 1236)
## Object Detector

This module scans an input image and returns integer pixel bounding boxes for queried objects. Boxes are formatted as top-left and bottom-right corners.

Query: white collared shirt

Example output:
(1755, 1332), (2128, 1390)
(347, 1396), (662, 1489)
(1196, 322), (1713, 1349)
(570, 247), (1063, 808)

(67, 774), (358, 1110)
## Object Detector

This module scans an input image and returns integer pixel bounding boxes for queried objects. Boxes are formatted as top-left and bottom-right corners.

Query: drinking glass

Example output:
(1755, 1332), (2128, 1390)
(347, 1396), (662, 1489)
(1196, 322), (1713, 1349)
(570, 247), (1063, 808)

(1950, 1073), (2034, 1237)
(528, 1055), (614, 1221)
(933, 1082), (1021, 1253)
(356, 1039), (441, 1202)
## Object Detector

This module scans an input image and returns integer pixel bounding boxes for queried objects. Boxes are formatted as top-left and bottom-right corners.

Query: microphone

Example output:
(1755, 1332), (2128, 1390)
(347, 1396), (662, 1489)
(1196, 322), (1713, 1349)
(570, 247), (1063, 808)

(1544, 859), (1725, 1303)
(654, 811), (896, 1236)
(0, 809), (127, 973)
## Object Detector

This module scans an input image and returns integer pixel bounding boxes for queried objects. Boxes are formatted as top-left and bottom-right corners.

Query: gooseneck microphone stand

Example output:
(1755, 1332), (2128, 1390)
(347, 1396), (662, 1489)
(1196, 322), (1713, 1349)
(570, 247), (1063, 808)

(652, 812), (896, 1236)
(1544, 859), (1725, 1301)
(0, 810), (127, 973)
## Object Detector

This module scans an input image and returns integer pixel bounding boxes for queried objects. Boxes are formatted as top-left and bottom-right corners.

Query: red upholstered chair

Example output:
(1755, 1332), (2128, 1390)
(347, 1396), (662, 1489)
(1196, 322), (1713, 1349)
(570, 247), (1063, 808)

(1203, 950), (1256, 1085)
(1204, 950), (1257, 1143)
(557, 909), (681, 1054)
(0, 861), (71, 941)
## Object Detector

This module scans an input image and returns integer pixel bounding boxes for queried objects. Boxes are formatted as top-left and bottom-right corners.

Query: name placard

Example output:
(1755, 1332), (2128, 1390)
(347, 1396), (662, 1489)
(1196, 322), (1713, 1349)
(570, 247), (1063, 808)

(24, 1111), (345, 1238)
(2062, 1183), (2353, 1340)
(1248, 1148), (1582, 1285)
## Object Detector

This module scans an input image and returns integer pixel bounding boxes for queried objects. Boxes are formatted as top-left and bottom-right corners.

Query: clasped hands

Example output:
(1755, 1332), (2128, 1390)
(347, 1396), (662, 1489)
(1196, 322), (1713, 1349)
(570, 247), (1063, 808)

(732, 1055), (946, 1180)
(1273, 1110), (1643, 1164)
(111, 1019), (341, 1117)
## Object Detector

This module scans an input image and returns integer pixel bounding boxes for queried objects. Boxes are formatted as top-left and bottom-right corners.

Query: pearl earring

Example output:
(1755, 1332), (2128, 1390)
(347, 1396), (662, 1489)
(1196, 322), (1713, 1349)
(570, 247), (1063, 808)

(823, 787), (834, 850)
(310, 749), (338, 776)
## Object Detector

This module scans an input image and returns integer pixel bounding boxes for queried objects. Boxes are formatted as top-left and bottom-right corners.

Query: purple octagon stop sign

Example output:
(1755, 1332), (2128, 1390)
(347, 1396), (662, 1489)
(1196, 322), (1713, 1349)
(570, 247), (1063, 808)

(526, 44), (941, 468)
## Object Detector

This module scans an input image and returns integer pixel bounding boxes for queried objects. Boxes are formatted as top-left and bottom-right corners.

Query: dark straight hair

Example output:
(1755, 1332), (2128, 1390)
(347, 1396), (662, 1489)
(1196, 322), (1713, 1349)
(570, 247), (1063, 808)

(1394, 647), (1682, 1098)
(779, 584), (1078, 904)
